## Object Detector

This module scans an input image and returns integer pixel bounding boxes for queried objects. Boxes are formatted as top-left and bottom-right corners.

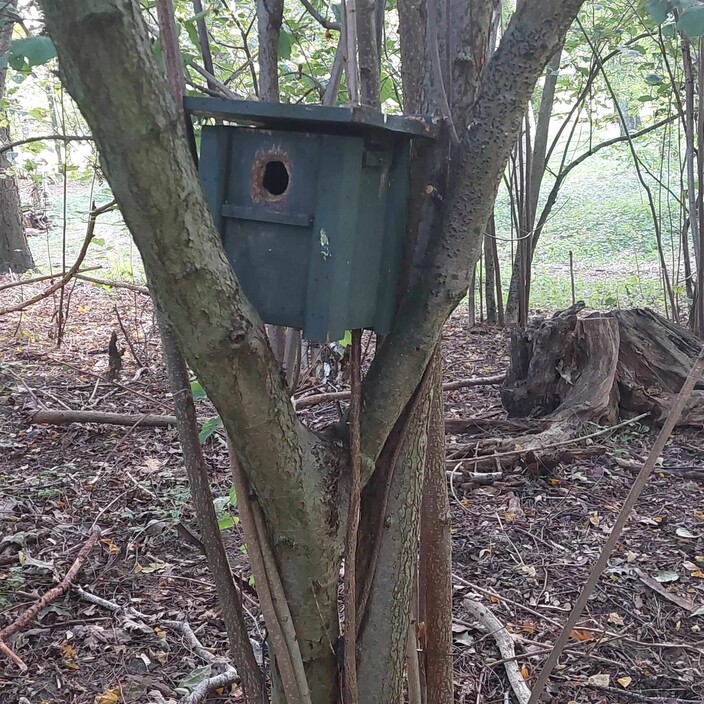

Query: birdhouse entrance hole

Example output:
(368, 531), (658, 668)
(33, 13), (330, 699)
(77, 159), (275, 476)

(262, 159), (289, 196)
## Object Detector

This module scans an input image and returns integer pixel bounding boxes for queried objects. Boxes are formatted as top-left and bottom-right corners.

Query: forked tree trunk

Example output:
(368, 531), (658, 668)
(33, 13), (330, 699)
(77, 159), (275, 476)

(0, 2), (34, 274)
(40, 1), (590, 702)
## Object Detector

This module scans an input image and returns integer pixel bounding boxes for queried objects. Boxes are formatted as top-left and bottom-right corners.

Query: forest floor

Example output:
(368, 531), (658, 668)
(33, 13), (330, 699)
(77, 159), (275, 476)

(1, 278), (704, 704)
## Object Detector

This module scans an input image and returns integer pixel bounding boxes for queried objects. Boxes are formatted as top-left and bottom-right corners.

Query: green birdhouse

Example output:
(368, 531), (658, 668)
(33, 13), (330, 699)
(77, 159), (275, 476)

(184, 96), (430, 342)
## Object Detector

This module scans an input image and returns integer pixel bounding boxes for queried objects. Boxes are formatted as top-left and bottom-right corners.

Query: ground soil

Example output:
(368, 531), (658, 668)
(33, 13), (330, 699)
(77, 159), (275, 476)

(1, 279), (704, 704)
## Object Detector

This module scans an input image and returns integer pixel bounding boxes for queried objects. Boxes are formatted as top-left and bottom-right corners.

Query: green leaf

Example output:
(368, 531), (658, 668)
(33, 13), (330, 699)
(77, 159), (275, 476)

(190, 380), (207, 401)
(198, 415), (223, 443)
(678, 5), (704, 38)
(644, 73), (664, 84)
(183, 20), (201, 52)
(177, 665), (212, 692)
(644, 0), (670, 24)
(229, 485), (238, 508)
(218, 514), (238, 531)
(339, 330), (352, 347)
(278, 30), (292, 60)
(331, 2), (341, 21)
(11, 36), (57, 67)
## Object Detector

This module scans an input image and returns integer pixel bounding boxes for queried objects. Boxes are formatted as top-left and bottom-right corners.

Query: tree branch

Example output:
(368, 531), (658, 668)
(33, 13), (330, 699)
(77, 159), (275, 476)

(360, 0), (588, 468)
(38, 0), (334, 545)
(0, 133), (93, 154)
(300, 0), (340, 30)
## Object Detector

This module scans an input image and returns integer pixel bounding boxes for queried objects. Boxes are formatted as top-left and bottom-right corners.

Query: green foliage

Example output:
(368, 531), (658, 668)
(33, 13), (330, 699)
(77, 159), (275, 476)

(213, 486), (239, 531)
(198, 414), (223, 443)
(0, 36), (57, 72)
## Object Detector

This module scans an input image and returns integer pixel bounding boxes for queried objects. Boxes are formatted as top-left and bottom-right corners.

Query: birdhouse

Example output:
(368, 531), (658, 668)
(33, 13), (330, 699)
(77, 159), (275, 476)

(184, 96), (430, 342)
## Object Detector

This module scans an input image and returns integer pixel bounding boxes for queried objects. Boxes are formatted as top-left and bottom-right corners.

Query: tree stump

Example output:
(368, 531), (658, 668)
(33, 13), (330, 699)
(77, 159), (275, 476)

(501, 305), (704, 426)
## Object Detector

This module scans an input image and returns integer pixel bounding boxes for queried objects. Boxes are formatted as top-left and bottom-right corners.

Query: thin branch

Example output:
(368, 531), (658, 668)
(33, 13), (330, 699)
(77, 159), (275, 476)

(343, 329), (362, 704)
(0, 199), (116, 316)
(0, 133), (93, 154)
(0, 526), (100, 669)
(299, 0), (340, 30)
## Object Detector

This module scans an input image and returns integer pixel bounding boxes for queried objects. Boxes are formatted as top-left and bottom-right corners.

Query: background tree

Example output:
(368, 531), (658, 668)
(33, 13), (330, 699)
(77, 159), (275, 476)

(37, 1), (585, 703)
(0, 1), (34, 274)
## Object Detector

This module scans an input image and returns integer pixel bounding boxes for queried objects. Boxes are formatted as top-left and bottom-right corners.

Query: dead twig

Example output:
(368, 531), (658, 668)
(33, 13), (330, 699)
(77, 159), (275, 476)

(0, 526), (101, 670)
(0, 200), (116, 316)
(463, 597), (531, 704)
(74, 273), (150, 294)
(451, 413), (649, 467)
(0, 266), (101, 292)
(181, 668), (239, 704)
(115, 306), (146, 367)
(31, 409), (177, 427)
(293, 373), (505, 411)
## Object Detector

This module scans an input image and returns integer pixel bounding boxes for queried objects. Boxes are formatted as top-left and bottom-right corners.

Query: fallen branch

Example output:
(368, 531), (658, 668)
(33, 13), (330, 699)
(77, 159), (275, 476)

(181, 668), (239, 704)
(293, 373), (506, 410)
(445, 416), (543, 435)
(31, 409), (178, 427)
(450, 413), (649, 467)
(77, 586), (241, 703)
(463, 597), (531, 704)
(527, 345), (704, 704)
(0, 526), (101, 670)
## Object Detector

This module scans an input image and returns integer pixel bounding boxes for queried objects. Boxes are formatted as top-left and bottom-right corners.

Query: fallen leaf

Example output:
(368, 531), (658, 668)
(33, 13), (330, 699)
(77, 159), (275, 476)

(587, 673), (610, 688)
(692, 570), (704, 579)
(569, 629), (594, 642)
(140, 560), (170, 574)
(683, 561), (699, 572)
(589, 512), (600, 527)
(100, 538), (119, 555)
(95, 687), (121, 704)
(61, 643), (77, 659)
(521, 619), (537, 635)
(676, 527), (697, 539)
(654, 569), (679, 583)
(608, 612), (625, 626)
(520, 664), (530, 680)
(693, 509), (704, 522)
(617, 676), (632, 688)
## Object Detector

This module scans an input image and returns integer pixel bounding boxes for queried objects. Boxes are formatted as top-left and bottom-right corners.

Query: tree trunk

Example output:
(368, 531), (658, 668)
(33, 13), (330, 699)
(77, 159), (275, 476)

(418, 351), (453, 704)
(0, 2), (34, 274)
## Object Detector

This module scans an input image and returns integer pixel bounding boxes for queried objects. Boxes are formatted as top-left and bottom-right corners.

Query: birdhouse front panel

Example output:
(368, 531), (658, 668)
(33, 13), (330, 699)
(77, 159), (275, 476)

(190, 97), (425, 342)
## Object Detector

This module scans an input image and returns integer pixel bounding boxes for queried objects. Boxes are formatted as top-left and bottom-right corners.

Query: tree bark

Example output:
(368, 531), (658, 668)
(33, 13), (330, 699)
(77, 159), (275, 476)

(0, 1), (34, 274)
(419, 351), (453, 704)
(257, 0), (284, 102)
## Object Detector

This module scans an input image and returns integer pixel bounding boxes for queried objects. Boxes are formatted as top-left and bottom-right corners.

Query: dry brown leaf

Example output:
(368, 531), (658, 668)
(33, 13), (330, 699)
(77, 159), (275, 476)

(608, 612), (625, 626)
(520, 664), (530, 680)
(94, 687), (121, 704)
(569, 629), (594, 642)
(617, 676), (632, 688)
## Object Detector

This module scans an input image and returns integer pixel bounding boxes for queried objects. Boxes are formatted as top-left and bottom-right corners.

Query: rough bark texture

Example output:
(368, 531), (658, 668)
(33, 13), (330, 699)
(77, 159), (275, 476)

(356, 377), (431, 704)
(502, 306), (704, 426)
(361, 0), (587, 463)
(0, 2), (34, 274)
(419, 352), (453, 704)
(257, 0), (283, 102)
